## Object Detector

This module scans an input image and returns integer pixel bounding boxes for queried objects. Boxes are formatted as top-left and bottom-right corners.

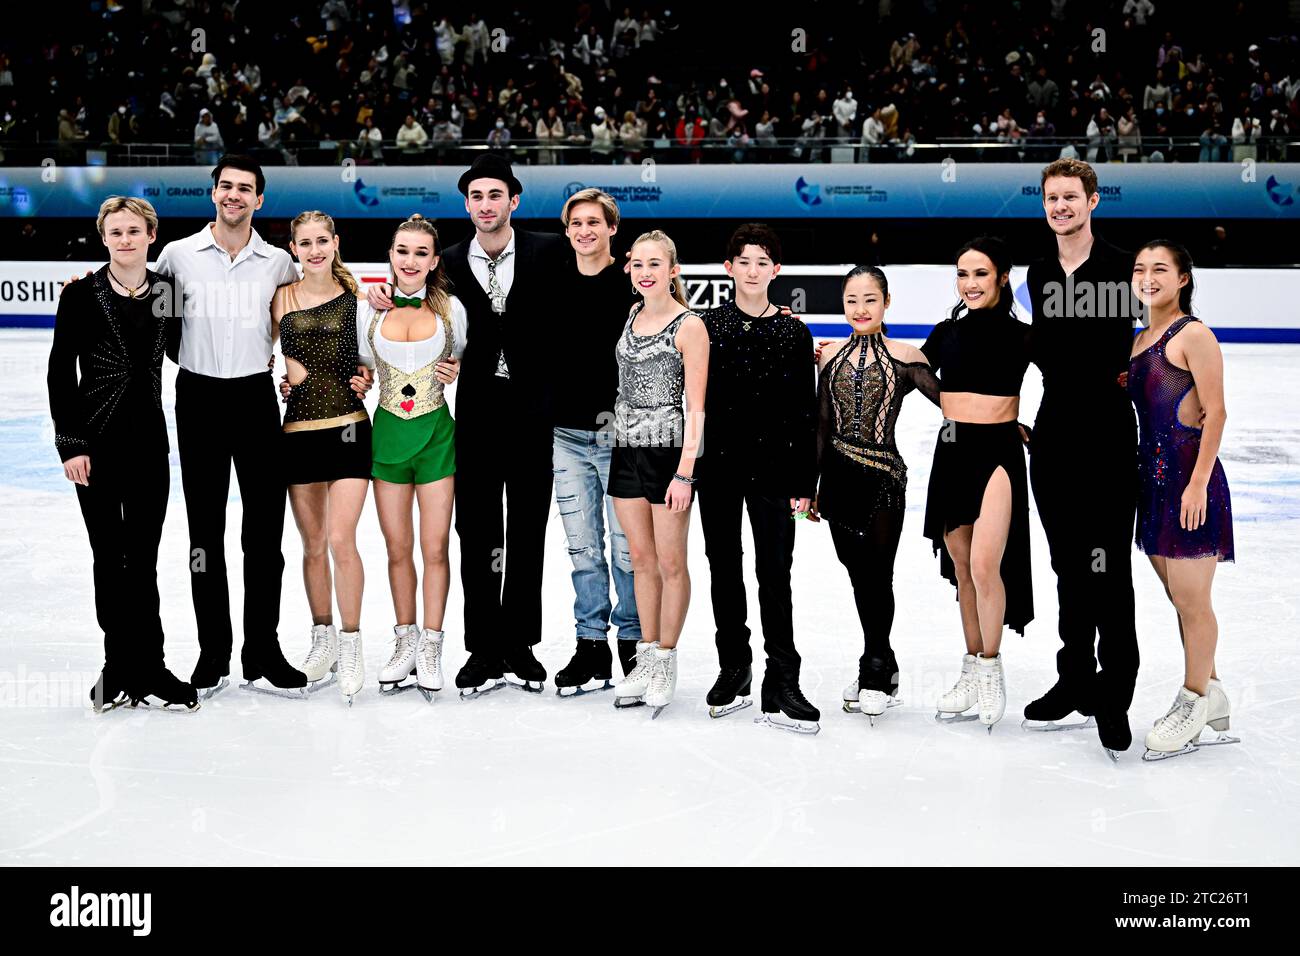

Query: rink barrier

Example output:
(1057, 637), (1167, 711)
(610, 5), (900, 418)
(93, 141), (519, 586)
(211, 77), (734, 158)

(3, 262), (1298, 341)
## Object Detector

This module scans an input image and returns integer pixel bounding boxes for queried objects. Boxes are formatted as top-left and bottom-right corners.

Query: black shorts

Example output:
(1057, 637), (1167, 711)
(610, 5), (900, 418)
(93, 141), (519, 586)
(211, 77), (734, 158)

(607, 445), (687, 504)
(282, 418), (373, 485)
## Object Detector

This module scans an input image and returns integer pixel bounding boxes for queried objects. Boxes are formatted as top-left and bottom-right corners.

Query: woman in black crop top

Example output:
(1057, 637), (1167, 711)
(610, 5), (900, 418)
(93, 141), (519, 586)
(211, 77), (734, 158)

(47, 196), (196, 711)
(920, 237), (1034, 732)
(813, 266), (941, 721)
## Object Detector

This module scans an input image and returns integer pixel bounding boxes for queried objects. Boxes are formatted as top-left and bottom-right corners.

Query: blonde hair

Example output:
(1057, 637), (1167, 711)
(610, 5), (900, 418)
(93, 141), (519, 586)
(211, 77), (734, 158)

(561, 188), (620, 229)
(390, 214), (453, 320)
(96, 196), (158, 237)
(289, 210), (359, 295)
(631, 229), (688, 308)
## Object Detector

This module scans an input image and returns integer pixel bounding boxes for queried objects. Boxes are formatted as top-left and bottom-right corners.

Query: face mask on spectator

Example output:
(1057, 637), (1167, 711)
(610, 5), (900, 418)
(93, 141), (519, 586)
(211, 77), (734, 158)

(496, 119), (505, 128)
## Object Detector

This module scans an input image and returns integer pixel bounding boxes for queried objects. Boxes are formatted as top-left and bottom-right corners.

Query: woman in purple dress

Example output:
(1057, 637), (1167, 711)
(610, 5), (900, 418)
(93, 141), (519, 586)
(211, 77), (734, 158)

(1128, 241), (1235, 761)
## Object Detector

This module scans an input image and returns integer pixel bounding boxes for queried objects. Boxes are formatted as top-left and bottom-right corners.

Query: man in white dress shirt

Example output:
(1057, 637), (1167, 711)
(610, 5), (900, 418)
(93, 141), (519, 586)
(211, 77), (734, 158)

(154, 155), (307, 698)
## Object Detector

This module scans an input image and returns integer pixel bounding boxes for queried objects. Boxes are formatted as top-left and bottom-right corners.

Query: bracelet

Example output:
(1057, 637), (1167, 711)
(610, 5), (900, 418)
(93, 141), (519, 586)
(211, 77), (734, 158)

(672, 473), (696, 485)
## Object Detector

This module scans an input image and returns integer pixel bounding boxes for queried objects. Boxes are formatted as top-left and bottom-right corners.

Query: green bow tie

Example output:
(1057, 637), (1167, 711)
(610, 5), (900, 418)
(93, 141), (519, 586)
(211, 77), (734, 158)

(393, 294), (424, 308)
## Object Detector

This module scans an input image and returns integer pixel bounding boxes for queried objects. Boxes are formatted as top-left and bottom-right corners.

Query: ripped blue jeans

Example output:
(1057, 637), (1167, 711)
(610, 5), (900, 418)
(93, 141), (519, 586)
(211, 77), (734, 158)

(553, 427), (641, 640)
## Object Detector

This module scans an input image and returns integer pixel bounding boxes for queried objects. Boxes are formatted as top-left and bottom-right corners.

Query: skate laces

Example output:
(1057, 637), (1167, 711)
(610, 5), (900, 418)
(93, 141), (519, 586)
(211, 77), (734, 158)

(338, 635), (363, 681)
(419, 632), (443, 669)
(1154, 696), (1198, 739)
(648, 653), (675, 696)
(387, 627), (416, 667)
(621, 645), (655, 684)
(304, 628), (333, 669)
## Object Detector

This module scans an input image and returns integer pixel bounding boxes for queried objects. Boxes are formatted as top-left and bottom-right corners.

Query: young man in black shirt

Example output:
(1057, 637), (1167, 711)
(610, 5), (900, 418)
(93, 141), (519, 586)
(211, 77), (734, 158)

(1024, 159), (1142, 758)
(697, 224), (821, 733)
(550, 189), (644, 696)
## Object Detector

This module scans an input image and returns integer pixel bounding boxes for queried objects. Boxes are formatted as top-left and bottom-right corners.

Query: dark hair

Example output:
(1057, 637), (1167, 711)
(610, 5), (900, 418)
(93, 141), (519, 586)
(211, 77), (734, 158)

(1136, 239), (1195, 315)
(726, 223), (783, 265)
(211, 154), (266, 196)
(841, 265), (890, 334)
(951, 235), (1015, 320)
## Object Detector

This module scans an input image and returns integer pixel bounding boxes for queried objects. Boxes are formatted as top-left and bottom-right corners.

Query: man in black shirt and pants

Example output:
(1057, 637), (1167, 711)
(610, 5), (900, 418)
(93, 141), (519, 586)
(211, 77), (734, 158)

(697, 224), (822, 732)
(1024, 159), (1141, 757)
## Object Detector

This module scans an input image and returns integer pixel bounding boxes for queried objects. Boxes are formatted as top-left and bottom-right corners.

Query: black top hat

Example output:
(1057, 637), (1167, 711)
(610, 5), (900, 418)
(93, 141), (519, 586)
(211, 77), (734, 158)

(457, 154), (523, 196)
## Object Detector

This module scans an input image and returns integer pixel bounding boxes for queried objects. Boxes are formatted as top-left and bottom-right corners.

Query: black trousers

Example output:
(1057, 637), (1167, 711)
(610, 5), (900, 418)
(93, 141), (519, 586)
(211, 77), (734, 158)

(697, 478), (800, 677)
(830, 508), (904, 693)
(175, 369), (287, 672)
(1030, 411), (1140, 712)
(454, 390), (553, 657)
(75, 445), (170, 686)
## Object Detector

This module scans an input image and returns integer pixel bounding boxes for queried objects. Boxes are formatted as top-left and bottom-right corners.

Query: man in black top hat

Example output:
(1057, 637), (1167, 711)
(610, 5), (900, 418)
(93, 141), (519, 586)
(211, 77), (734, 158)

(371, 154), (567, 695)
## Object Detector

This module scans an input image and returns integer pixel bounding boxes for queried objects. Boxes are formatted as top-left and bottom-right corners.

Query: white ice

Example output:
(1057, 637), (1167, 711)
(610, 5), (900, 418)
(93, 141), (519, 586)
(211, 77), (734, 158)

(1, 329), (1297, 866)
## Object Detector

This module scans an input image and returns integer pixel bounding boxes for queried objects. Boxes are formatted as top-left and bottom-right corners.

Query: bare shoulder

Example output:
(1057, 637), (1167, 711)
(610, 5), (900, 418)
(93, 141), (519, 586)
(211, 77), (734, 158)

(885, 339), (927, 364)
(817, 337), (847, 370)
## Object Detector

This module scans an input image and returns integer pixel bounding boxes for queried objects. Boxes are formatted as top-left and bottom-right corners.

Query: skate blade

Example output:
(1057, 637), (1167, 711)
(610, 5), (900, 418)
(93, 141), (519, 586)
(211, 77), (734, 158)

(935, 710), (980, 724)
(130, 695), (202, 713)
(857, 697), (904, 721)
(458, 679), (507, 700)
(417, 685), (439, 703)
(707, 697), (753, 719)
(91, 693), (132, 714)
(1103, 746), (1122, 762)
(378, 680), (420, 696)
(1142, 743), (1198, 761)
(754, 713), (820, 735)
(196, 677), (230, 701)
(239, 679), (309, 701)
(505, 676), (545, 694)
(1195, 732), (1241, 748)
(613, 696), (646, 709)
(557, 679), (614, 698)
(1021, 715), (1096, 732)
(651, 704), (670, 720)
(305, 673), (338, 694)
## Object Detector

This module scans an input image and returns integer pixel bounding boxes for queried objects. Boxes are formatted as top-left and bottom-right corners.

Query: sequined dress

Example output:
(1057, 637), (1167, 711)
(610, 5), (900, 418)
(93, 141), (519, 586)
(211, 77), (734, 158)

(614, 303), (688, 448)
(280, 290), (372, 484)
(1128, 316), (1234, 561)
(817, 333), (940, 531)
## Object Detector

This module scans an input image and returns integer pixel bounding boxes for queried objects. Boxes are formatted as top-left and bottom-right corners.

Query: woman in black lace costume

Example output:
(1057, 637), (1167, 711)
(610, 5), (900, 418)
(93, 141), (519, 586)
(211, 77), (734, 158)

(812, 266), (940, 720)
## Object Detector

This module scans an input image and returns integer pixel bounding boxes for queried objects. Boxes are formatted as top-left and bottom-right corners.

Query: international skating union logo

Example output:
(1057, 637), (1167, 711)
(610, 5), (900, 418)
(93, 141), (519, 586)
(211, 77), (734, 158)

(563, 182), (585, 199)
(354, 179), (380, 208)
(794, 176), (822, 208)
(1264, 174), (1295, 207)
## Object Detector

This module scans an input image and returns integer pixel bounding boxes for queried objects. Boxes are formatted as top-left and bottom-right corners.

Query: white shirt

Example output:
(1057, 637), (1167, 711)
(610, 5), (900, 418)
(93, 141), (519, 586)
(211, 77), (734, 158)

(358, 294), (468, 372)
(467, 231), (516, 302)
(154, 224), (299, 378)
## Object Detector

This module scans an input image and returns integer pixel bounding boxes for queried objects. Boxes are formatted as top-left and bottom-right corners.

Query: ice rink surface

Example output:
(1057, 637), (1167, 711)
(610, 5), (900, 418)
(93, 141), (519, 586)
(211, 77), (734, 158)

(1, 329), (1297, 866)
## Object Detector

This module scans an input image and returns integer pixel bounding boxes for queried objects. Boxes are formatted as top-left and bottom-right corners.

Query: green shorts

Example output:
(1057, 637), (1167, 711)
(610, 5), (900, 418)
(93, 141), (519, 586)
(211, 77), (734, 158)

(371, 405), (456, 485)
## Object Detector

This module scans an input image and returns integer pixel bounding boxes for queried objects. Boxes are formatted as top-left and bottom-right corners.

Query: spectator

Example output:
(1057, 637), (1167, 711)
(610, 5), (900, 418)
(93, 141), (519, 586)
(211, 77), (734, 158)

(1086, 107), (1117, 161)
(396, 114), (429, 154)
(996, 107), (1022, 142)
(1198, 115), (1227, 161)
(1143, 69), (1171, 111)
(832, 86), (858, 140)
(1232, 106), (1261, 160)
(861, 106), (885, 158)
(193, 109), (223, 164)
(464, 13), (490, 66)
(1117, 105), (1142, 160)
(1123, 0), (1155, 26)
(676, 106), (707, 162)
(590, 107), (616, 161)
(619, 109), (646, 163)
(1027, 67), (1060, 113)
(566, 109), (590, 162)
(536, 106), (565, 164)
(357, 114), (383, 163)
(486, 116), (511, 153)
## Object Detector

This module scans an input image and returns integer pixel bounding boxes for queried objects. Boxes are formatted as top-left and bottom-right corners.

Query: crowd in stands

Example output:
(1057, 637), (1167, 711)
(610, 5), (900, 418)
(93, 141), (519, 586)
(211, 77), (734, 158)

(1, 0), (1296, 165)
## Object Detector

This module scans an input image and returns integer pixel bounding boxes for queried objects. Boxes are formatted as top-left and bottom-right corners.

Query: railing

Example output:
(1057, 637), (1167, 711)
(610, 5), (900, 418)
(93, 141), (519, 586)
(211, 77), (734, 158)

(2, 135), (1294, 167)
